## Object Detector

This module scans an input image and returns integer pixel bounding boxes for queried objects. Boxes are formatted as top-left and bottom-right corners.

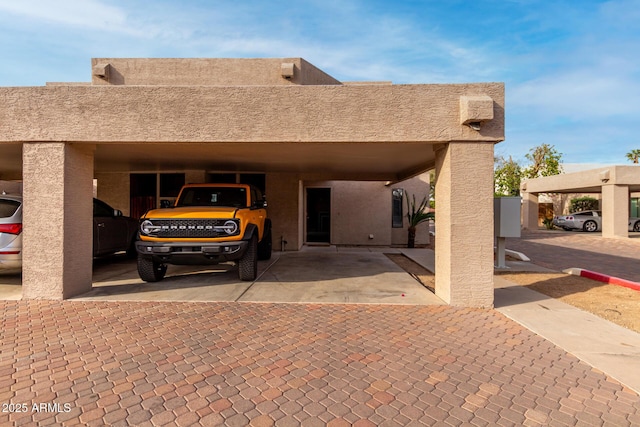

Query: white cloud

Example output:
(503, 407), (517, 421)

(0, 0), (128, 32)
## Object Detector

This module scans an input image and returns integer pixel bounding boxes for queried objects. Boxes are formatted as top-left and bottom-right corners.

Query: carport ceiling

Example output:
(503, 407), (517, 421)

(93, 142), (436, 180)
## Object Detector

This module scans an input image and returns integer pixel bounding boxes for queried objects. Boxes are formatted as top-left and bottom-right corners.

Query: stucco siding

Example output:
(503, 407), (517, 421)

(435, 142), (494, 307)
(0, 84), (504, 144)
(266, 173), (301, 251)
(330, 181), (392, 246)
(90, 58), (342, 86)
(22, 143), (94, 299)
(95, 172), (130, 216)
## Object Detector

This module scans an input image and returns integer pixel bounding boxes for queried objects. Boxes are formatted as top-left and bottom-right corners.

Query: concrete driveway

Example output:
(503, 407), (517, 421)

(0, 270), (21, 300)
(42, 248), (443, 305)
(506, 229), (640, 282)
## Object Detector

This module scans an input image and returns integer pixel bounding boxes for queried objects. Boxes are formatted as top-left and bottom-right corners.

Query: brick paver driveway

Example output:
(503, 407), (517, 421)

(506, 230), (640, 282)
(2, 300), (639, 426)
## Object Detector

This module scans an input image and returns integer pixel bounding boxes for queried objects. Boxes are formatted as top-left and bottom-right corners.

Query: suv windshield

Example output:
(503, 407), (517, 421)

(177, 187), (248, 208)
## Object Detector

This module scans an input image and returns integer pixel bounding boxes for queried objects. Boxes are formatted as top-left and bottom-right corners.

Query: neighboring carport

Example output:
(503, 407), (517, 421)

(0, 58), (504, 307)
(521, 166), (640, 238)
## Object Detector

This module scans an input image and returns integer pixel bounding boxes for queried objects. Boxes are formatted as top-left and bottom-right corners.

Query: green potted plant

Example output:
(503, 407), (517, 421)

(405, 193), (435, 248)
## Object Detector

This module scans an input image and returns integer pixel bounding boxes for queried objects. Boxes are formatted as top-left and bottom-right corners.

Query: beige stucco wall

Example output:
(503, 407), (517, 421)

(22, 143), (94, 299)
(90, 58), (342, 86)
(435, 142), (494, 307)
(522, 166), (640, 194)
(602, 185), (629, 238)
(0, 84), (504, 145)
(266, 173), (302, 251)
(95, 172), (130, 215)
(304, 180), (392, 246)
(333, 181), (392, 246)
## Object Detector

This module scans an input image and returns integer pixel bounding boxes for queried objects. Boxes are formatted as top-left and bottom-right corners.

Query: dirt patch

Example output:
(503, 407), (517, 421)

(388, 253), (640, 334)
(496, 271), (640, 334)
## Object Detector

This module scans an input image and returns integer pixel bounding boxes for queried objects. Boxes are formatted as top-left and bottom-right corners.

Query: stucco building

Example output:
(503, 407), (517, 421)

(522, 165), (640, 238)
(0, 58), (504, 306)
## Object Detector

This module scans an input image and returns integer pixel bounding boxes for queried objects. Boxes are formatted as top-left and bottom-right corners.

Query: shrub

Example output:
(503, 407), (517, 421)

(570, 196), (599, 213)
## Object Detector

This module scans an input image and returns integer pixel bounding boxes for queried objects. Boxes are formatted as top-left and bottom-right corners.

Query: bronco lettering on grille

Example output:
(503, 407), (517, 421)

(151, 219), (237, 238)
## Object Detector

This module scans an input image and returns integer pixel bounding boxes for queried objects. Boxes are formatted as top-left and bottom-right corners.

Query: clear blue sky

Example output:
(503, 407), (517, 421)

(1, 0), (638, 165)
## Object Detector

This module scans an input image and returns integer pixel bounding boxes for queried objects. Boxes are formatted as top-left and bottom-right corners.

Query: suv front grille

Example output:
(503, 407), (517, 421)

(146, 219), (239, 238)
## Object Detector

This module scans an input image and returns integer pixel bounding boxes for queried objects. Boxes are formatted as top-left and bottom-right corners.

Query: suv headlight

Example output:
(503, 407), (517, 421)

(216, 220), (239, 235)
(140, 220), (161, 235)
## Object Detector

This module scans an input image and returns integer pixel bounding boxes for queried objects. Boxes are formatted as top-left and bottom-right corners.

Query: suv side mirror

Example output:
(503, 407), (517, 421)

(114, 209), (123, 217)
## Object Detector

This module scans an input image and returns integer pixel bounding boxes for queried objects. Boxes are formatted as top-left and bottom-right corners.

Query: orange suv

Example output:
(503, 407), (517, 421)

(135, 184), (272, 282)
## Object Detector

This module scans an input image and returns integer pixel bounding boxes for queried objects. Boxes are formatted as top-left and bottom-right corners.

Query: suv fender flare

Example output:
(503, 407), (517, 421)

(242, 223), (259, 241)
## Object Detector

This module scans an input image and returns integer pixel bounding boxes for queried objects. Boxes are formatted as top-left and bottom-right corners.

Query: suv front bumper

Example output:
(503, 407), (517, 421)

(136, 240), (249, 264)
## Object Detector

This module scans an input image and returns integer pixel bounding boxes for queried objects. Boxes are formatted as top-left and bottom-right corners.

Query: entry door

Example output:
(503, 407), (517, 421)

(306, 188), (331, 243)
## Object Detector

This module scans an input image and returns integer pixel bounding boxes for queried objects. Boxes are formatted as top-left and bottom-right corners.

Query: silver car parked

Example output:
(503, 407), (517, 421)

(553, 210), (640, 232)
(0, 193), (22, 271)
(0, 193), (139, 272)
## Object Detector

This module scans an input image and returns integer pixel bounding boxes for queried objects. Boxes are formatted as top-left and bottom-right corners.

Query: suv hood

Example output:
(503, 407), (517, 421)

(143, 206), (240, 219)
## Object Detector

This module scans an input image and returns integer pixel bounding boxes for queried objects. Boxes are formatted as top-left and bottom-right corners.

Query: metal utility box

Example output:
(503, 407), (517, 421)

(494, 197), (521, 238)
(494, 197), (521, 269)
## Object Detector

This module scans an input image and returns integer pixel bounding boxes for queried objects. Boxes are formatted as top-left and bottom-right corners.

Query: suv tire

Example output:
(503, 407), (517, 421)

(238, 234), (258, 281)
(137, 256), (167, 282)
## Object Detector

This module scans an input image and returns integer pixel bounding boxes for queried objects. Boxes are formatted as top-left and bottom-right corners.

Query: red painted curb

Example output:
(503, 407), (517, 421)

(579, 269), (640, 291)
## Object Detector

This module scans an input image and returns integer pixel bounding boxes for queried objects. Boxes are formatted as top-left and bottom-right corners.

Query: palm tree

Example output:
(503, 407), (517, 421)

(626, 149), (640, 164)
(405, 193), (435, 248)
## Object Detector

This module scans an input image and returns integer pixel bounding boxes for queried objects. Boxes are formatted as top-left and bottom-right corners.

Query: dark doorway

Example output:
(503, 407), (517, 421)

(306, 188), (331, 243)
(130, 173), (185, 218)
(130, 173), (156, 219)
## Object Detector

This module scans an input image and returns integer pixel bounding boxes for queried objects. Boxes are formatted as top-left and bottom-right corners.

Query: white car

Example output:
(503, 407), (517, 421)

(553, 210), (640, 232)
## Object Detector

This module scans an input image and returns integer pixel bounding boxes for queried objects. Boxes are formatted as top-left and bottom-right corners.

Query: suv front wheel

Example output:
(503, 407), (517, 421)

(137, 256), (168, 282)
(238, 234), (258, 281)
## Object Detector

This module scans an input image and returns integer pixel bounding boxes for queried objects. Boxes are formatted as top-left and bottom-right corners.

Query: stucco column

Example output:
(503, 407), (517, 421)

(602, 184), (629, 239)
(521, 191), (539, 230)
(22, 143), (95, 299)
(265, 173), (301, 251)
(435, 142), (494, 307)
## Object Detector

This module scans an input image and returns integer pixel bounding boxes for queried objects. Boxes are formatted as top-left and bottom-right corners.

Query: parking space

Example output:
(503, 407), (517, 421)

(4, 229), (640, 302)
(0, 248), (445, 304)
